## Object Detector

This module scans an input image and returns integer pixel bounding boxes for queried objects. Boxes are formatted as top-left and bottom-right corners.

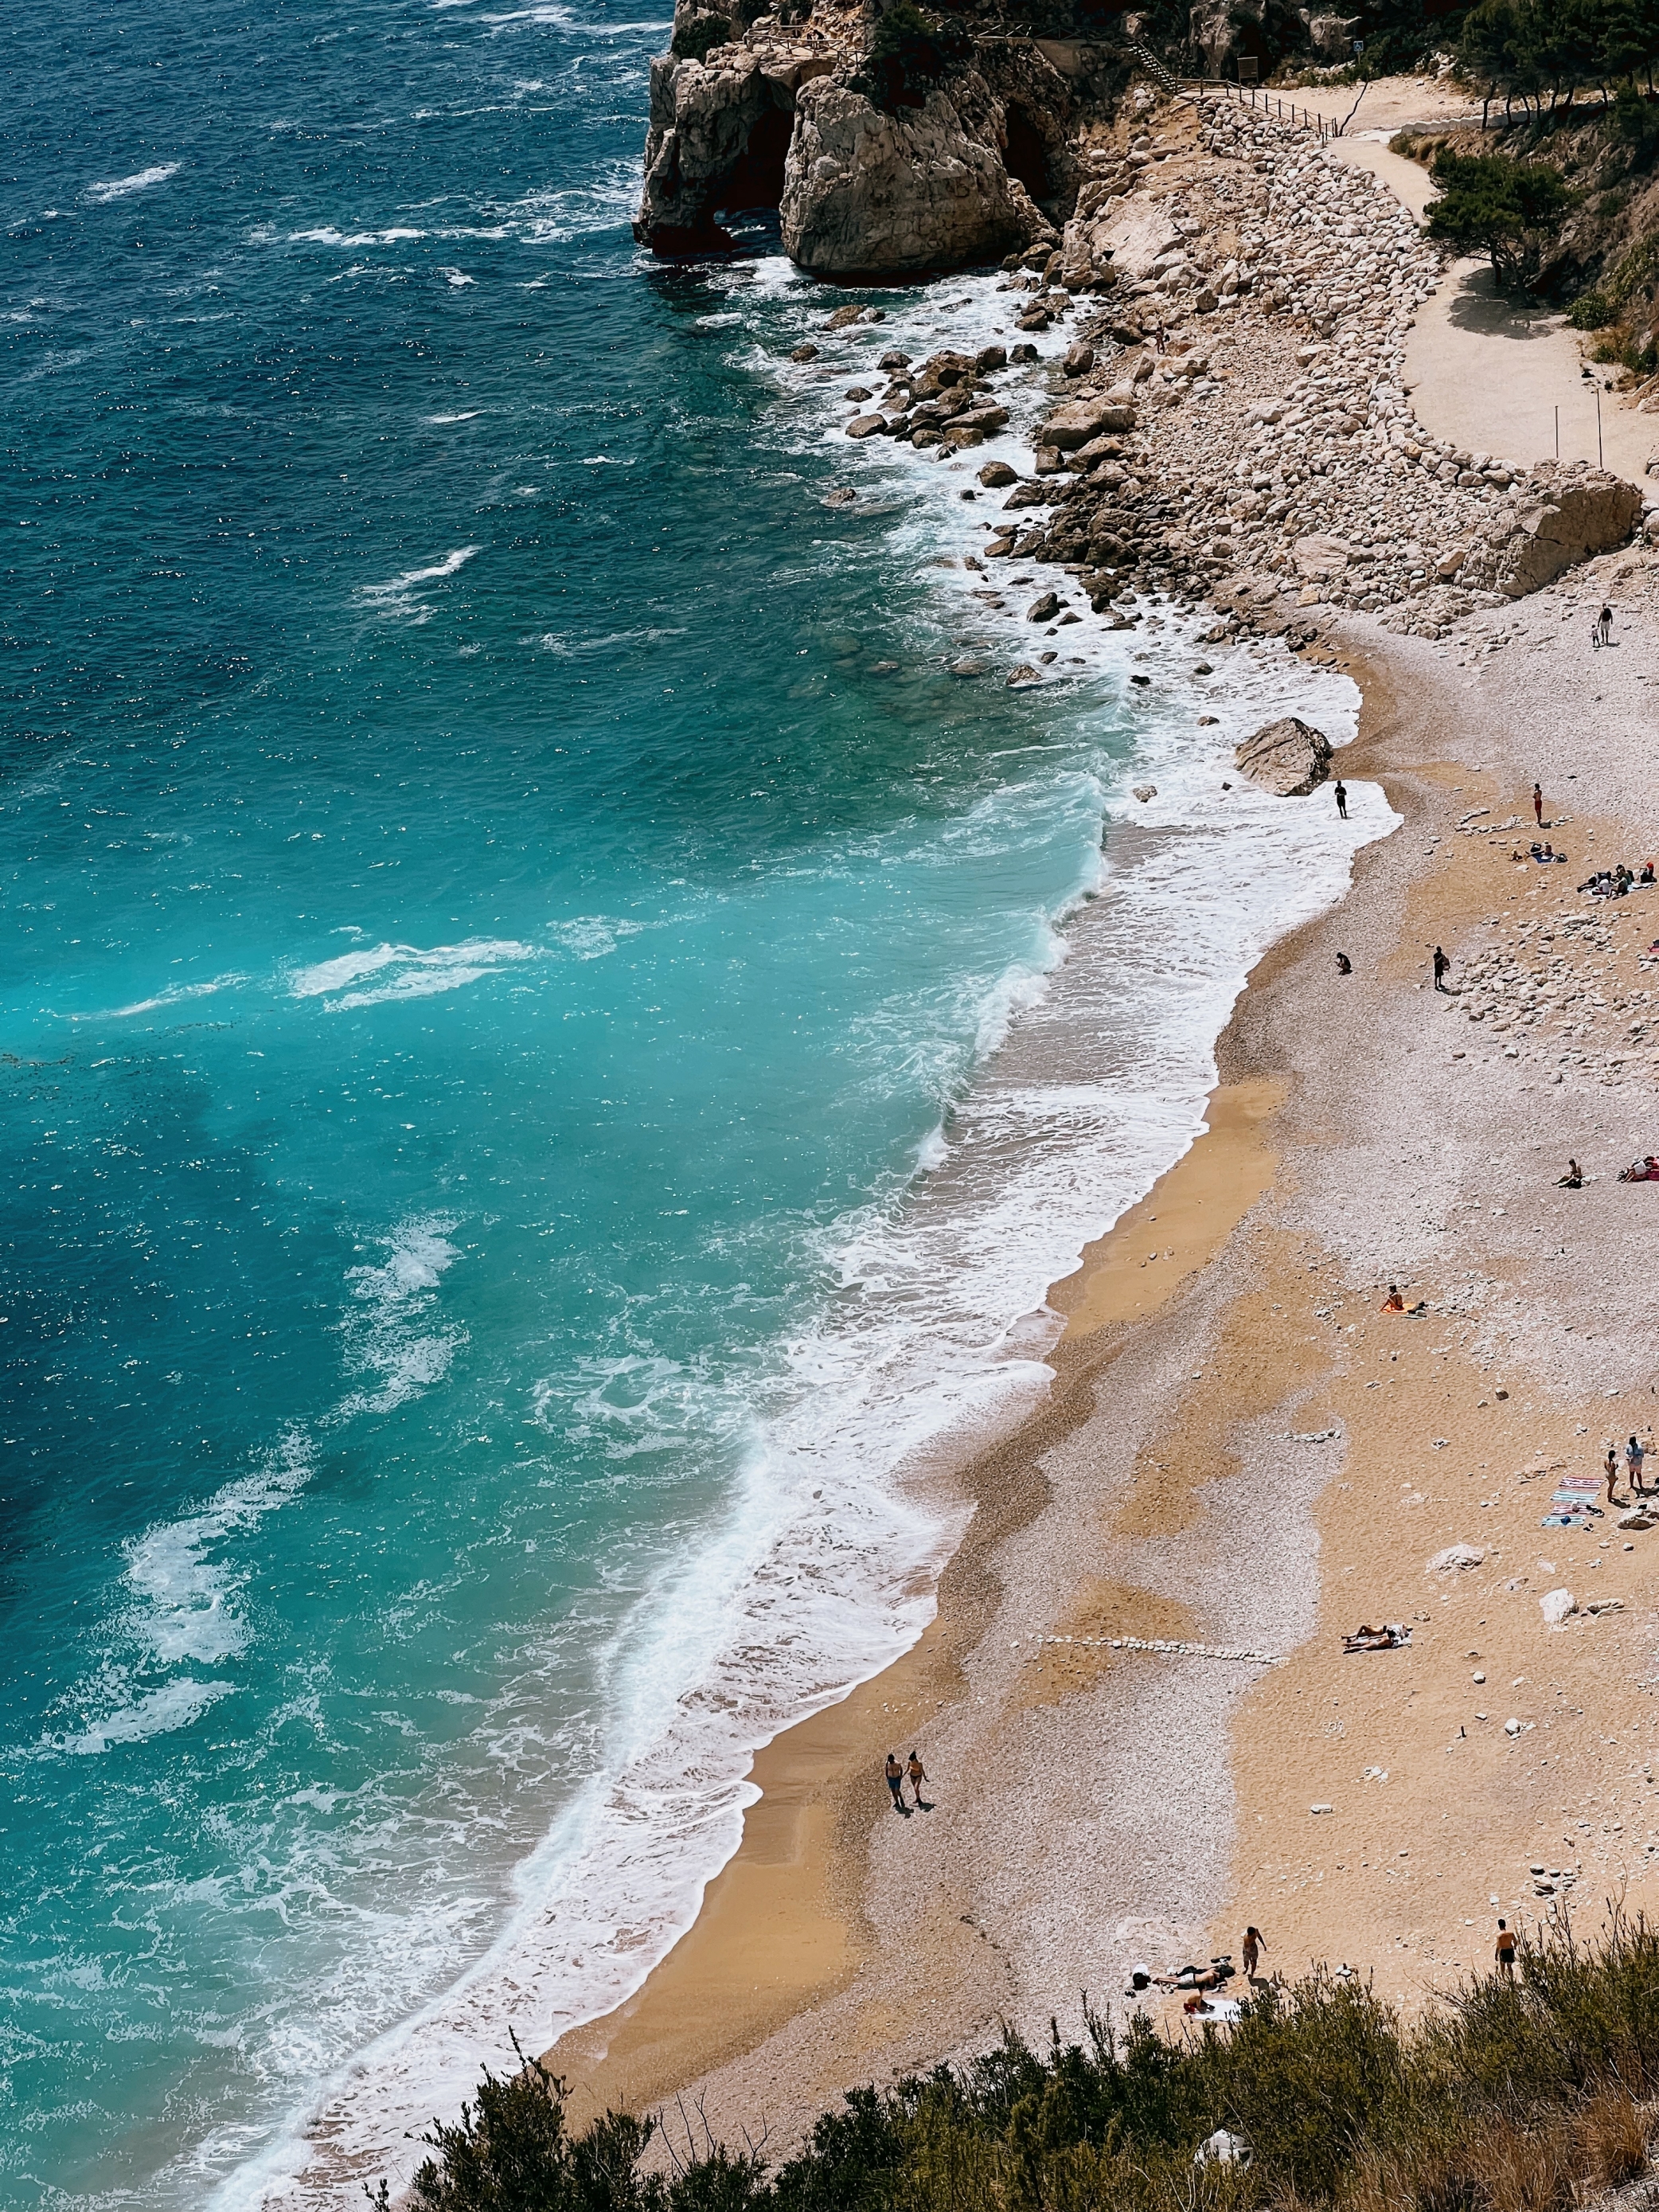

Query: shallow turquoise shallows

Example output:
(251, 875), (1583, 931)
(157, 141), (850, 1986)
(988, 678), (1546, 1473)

(0, 2), (1182, 2202)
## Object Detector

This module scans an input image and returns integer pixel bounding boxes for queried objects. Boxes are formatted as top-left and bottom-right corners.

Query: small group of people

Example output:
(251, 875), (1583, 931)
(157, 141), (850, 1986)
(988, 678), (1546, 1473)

(884, 1750), (931, 1813)
(1602, 1434), (1649, 1503)
(1528, 842), (1565, 866)
(1618, 1155), (1659, 1182)
(1591, 602), (1617, 649)
(1579, 862), (1651, 897)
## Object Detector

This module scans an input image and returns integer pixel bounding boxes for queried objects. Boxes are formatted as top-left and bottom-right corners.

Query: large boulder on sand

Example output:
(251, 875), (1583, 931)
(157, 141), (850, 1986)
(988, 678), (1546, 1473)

(780, 76), (1036, 276)
(1235, 717), (1333, 797)
(1457, 462), (1641, 599)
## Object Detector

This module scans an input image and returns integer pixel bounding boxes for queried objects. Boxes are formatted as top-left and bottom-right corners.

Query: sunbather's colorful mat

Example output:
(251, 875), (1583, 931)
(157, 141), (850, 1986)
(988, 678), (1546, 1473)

(1543, 1513), (1595, 1528)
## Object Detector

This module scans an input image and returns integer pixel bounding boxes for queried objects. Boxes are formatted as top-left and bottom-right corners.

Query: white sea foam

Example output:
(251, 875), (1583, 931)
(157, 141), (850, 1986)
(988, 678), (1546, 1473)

(85, 162), (181, 204)
(353, 545), (482, 623)
(222, 266), (1398, 2211)
(61, 1679), (239, 1755)
(287, 935), (536, 1010)
(333, 1216), (466, 1420)
(76, 971), (252, 1022)
(42, 1223), (466, 1772)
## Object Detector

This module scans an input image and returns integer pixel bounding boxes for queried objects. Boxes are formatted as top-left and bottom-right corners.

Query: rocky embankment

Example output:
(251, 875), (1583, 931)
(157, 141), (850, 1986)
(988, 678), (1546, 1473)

(819, 95), (1647, 648)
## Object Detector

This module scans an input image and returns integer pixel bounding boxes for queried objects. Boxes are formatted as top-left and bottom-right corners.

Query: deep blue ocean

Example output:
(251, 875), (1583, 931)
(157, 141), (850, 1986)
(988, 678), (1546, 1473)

(0, 5), (1384, 2203)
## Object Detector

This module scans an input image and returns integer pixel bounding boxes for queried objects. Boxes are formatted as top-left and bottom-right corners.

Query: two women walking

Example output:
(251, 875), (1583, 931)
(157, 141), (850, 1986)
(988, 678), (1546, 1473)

(884, 1750), (930, 1812)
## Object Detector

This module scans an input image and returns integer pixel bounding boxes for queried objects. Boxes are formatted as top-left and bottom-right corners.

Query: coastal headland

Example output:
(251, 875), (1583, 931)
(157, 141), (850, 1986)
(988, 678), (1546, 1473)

(542, 48), (1659, 2163)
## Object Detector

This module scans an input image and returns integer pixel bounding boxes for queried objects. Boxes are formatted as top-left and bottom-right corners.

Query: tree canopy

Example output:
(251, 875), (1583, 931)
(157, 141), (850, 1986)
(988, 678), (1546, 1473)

(1424, 147), (1572, 284)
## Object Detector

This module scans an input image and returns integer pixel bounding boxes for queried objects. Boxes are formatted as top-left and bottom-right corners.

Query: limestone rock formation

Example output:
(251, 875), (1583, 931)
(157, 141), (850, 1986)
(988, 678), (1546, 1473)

(1235, 717), (1333, 798)
(779, 76), (1036, 277)
(634, 43), (831, 253)
(1041, 393), (1136, 449)
(1455, 463), (1642, 598)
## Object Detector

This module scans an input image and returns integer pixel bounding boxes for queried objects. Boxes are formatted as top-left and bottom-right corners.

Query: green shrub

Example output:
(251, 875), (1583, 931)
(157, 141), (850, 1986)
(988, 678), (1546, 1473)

(371, 1919), (1659, 2212)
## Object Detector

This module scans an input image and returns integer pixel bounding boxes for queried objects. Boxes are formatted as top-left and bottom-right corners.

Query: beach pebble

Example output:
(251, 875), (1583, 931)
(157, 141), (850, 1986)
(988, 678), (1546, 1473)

(1133, 784), (1157, 803)
(1310, 1803), (1333, 1815)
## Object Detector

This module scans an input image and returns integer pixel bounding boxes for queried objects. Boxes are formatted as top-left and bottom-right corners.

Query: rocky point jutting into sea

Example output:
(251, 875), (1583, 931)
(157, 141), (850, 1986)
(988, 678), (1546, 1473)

(638, 2), (1648, 660)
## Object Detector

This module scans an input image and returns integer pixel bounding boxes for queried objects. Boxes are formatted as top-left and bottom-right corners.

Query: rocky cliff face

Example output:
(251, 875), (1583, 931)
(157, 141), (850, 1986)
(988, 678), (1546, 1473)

(781, 74), (1031, 276)
(634, 2), (1087, 277)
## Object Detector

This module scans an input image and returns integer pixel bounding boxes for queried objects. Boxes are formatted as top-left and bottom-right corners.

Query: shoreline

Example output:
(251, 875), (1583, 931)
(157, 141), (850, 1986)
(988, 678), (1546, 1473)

(547, 1075), (1294, 2125)
(541, 530), (1659, 2148)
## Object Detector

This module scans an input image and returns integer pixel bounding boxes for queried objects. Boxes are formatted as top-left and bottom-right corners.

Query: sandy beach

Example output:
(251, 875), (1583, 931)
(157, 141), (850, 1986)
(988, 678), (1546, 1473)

(523, 76), (1659, 2171)
(543, 526), (1659, 2151)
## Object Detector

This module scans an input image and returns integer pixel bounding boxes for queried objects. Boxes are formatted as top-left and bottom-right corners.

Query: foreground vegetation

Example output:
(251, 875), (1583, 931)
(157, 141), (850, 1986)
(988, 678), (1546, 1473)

(372, 1916), (1659, 2212)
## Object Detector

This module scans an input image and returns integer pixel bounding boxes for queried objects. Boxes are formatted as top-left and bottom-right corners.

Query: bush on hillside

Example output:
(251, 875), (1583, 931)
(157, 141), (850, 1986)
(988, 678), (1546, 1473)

(368, 1918), (1659, 2212)
(1425, 147), (1571, 286)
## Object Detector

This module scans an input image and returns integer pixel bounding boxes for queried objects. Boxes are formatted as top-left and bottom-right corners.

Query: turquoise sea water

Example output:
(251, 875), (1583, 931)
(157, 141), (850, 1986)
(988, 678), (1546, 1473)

(1, 4), (1386, 2204)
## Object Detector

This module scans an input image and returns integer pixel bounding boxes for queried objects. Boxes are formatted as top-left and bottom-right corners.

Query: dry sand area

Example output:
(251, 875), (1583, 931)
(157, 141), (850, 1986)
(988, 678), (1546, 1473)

(547, 538), (1659, 2153)
(1326, 123), (1656, 486)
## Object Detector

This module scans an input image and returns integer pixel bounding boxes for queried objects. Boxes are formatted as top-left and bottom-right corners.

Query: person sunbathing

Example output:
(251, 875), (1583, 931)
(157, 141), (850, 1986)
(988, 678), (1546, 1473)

(1559, 1159), (1583, 1188)
(1618, 1157), (1659, 1182)
(1380, 1285), (1405, 1312)
(1344, 1624), (1407, 1651)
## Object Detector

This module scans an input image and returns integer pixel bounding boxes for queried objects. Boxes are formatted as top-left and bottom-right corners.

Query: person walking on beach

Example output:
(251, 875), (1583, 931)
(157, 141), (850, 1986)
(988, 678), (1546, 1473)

(1628, 1434), (1647, 1495)
(1334, 779), (1349, 820)
(1599, 603), (1614, 647)
(1496, 1919), (1517, 1976)
(906, 1751), (929, 1808)
(1533, 782), (1544, 828)
(1606, 1443), (1620, 1507)
(1433, 946), (1450, 993)
(884, 1752), (907, 1813)
(1242, 1925), (1266, 1979)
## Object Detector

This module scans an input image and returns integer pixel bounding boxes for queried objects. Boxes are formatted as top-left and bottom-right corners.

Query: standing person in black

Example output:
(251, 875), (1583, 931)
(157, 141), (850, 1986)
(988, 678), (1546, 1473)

(1433, 946), (1450, 992)
(1333, 779), (1349, 819)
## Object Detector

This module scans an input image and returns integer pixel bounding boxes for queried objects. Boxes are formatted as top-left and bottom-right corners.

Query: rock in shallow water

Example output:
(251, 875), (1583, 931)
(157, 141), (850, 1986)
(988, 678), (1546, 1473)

(1235, 717), (1333, 798)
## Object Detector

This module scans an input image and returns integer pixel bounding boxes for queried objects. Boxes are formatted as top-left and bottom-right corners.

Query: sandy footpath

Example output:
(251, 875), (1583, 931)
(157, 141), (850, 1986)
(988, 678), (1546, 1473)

(545, 545), (1659, 2150)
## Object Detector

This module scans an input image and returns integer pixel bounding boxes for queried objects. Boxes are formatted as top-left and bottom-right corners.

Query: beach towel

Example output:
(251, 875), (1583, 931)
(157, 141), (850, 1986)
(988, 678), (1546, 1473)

(1556, 1474), (1600, 1491)
(1552, 1493), (1602, 1514)
(1542, 1513), (1592, 1529)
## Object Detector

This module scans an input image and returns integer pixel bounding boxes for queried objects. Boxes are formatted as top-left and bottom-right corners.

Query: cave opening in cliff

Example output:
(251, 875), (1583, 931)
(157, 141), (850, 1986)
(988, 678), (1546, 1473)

(716, 104), (793, 222)
(1002, 102), (1052, 201)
